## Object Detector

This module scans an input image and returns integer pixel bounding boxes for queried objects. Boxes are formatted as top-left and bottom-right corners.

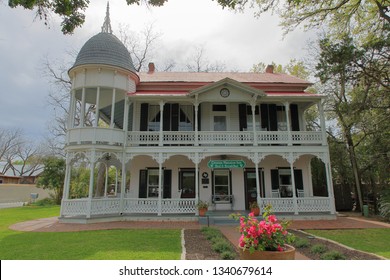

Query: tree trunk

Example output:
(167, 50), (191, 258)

(345, 133), (363, 212)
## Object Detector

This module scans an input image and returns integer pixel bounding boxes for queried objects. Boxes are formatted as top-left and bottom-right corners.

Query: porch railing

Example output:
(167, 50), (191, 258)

(127, 131), (323, 146)
(67, 127), (125, 146)
(260, 197), (331, 213)
(61, 198), (196, 216)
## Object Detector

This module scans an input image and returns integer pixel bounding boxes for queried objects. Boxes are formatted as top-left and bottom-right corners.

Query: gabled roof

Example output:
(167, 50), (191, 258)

(189, 77), (265, 98)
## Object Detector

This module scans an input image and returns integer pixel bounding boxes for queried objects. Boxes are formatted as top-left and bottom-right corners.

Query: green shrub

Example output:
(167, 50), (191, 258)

(321, 250), (346, 260)
(310, 244), (327, 254)
(294, 237), (310, 248)
(201, 227), (223, 241)
(201, 226), (237, 259)
(31, 198), (56, 206)
(221, 250), (236, 260)
(212, 239), (232, 253)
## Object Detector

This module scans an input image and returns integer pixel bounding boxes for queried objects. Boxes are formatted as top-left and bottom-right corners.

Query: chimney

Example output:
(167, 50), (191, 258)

(265, 64), (274, 74)
(148, 62), (155, 74)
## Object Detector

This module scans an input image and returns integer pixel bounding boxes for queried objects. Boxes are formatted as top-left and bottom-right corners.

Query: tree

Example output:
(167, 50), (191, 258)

(36, 157), (66, 204)
(0, 128), (23, 173)
(251, 59), (310, 80)
(8, 0), (390, 39)
(315, 35), (390, 212)
(8, 0), (89, 34)
(185, 45), (226, 72)
(214, 0), (390, 42)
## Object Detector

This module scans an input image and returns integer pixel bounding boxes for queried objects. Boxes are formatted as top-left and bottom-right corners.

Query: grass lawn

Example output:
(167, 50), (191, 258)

(306, 229), (390, 259)
(0, 206), (182, 260)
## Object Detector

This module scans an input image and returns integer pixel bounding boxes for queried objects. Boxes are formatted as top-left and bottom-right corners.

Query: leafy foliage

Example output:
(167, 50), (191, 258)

(36, 157), (66, 204)
(8, 0), (89, 34)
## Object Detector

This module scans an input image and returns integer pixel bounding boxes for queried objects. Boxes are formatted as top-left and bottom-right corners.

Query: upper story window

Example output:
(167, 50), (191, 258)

(140, 103), (194, 132)
(212, 104), (227, 112)
(148, 105), (161, 131)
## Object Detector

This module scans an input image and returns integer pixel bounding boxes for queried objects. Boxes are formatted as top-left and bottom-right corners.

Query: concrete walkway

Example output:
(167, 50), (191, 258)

(9, 214), (390, 260)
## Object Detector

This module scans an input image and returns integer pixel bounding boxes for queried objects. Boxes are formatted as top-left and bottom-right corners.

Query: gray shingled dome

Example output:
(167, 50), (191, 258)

(71, 32), (136, 72)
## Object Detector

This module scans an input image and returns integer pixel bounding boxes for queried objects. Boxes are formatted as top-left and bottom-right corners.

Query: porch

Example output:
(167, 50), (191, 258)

(66, 127), (325, 147)
(60, 196), (335, 221)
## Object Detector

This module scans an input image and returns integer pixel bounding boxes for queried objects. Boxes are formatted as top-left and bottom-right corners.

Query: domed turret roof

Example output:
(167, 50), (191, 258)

(70, 32), (136, 72)
(69, 3), (136, 73)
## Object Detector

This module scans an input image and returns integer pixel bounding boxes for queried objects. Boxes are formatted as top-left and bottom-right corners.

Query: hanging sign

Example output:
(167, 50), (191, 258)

(207, 160), (246, 169)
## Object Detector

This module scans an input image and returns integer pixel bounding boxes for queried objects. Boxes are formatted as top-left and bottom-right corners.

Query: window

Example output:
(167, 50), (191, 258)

(147, 169), (160, 197)
(213, 170), (231, 203)
(246, 105), (261, 131)
(179, 105), (194, 131)
(212, 104), (227, 111)
(148, 105), (160, 131)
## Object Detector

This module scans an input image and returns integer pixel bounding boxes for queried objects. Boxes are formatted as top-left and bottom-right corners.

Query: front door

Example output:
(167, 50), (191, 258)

(179, 169), (195, 198)
(244, 169), (264, 210)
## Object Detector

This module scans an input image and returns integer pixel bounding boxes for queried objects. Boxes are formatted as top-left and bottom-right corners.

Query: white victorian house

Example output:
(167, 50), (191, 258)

(60, 7), (336, 222)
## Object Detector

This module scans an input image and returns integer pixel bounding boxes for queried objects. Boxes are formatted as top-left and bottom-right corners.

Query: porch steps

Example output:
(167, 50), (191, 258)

(199, 210), (247, 226)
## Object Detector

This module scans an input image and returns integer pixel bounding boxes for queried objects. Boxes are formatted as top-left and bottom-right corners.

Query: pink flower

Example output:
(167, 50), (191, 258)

(268, 215), (277, 223)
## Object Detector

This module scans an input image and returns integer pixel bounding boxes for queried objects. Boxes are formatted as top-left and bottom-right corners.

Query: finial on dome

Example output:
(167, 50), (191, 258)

(101, 2), (113, 34)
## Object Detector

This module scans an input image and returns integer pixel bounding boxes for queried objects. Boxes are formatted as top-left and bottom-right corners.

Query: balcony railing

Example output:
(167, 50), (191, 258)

(127, 131), (323, 146)
(67, 127), (125, 146)
(66, 128), (324, 147)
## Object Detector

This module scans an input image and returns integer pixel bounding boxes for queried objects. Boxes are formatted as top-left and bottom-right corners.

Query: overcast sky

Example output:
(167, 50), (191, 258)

(0, 0), (316, 141)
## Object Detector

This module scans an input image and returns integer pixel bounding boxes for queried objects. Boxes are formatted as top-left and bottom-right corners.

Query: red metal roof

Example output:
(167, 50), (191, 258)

(138, 72), (311, 85)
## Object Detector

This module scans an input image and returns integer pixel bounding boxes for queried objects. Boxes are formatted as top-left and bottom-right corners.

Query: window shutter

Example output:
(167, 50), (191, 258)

(238, 103), (247, 131)
(269, 104), (278, 131)
(163, 169), (172, 199)
(172, 104), (179, 131)
(139, 169), (147, 198)
(260, 104), (269, 130)
(294, 169), (304, 190)
(271, 169), (279, 190)
(140, 103), (148, 131)
(163, 103), (171, 131)
(290, 104), (299, 131)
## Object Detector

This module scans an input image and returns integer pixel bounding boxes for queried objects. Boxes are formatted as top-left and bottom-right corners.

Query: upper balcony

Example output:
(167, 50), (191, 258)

(66, 127), (324, 148)
(127, 130), (324, 147)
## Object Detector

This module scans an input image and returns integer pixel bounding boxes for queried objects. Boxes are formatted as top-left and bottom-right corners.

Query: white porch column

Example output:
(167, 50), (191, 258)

(110, 88), (116, 128)
(324, 153), (336, 214)
(119, 152), (127, 215)
(255, 162), (261, 207)
(287, 152), (298, 215)
(251, 153), (262, 210)
(123, 97), (130, 132)
(80, 87), (86, 127)
(60, 156), (72, 217)
(251, 102), (258, 146)
(318, 101), (328, 146)
(87, 151), (96, 218)
(159, 101), (164, 147)
(194, 102), (199, 146)
(157, 153), (163, 216)
(284, 102), (292, 146)
(94, 87), (100, 127)
(191, 152), (201, 215)
(62, 154), (72, 200)
(68, 90), (77, 129)
(104, 164), (109, 197)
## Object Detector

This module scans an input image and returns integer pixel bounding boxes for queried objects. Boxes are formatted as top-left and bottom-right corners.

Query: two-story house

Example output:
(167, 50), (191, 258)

(60, 7), (336, 222)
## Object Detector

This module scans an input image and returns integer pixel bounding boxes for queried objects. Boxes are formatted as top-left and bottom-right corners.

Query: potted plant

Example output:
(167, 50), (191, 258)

(196, 200), (209, 217)
(249, 201), (260, 216)
(233, 204), (295, 260)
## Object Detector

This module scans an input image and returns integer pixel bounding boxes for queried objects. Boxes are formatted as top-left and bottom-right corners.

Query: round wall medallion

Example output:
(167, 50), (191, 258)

(220, 88), (230, 98)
